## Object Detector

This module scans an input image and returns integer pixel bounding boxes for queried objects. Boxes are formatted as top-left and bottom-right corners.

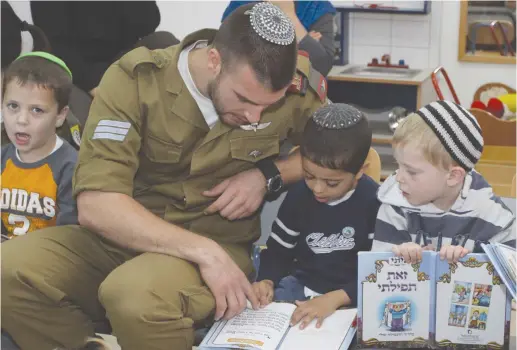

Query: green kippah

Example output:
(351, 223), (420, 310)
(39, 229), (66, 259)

(16, 51), (73, 79)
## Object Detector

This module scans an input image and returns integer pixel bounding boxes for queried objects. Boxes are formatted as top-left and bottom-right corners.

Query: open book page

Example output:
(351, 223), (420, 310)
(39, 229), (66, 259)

(279, 308), (357, 350)
(482, 243), (516, 299)
(205, 302), (296, 350)
(495, 243), (516, 281)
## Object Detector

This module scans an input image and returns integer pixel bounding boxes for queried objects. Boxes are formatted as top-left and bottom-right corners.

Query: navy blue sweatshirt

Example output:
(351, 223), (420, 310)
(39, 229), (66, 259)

(257, 175), (380, 305)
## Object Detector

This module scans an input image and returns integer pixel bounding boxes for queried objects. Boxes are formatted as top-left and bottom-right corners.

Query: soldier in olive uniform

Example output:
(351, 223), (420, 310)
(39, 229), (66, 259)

(1, 3), (327, 350)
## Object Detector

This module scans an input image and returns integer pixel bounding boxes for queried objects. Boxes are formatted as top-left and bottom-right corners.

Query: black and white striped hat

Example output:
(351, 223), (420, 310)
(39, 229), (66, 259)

(415, 100), (484, 170)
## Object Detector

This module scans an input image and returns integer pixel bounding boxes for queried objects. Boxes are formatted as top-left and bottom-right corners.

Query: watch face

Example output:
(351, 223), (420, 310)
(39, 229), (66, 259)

(268, 175), (283, 193)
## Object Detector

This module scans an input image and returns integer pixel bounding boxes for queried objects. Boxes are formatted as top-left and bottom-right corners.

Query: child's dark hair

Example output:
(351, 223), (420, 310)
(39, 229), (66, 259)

(300, 103), (372, 174)
(2, 56), (72, 112)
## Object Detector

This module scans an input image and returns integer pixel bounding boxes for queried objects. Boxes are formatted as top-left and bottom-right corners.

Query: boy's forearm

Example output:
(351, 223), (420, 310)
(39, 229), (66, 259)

(327, 289), (351, 309)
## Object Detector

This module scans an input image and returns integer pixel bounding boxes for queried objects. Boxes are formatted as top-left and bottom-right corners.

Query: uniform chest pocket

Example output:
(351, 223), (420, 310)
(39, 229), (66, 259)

(230, 135), (280, 163)
(143, 133), (183, 164)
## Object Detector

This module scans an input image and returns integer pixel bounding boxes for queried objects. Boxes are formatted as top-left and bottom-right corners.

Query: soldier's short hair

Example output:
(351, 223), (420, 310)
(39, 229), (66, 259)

(2, 55), (72, 112)
(213, 2), (297, 92)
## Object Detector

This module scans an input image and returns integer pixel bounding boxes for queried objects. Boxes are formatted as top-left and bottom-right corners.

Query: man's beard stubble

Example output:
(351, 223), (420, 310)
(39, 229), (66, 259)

(206, 76), (226, 122)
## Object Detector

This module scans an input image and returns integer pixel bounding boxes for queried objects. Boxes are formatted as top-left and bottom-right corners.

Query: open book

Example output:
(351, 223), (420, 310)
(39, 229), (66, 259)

(199, 302), (357, 350)
(357, 251), (512, 349)
(481, 243), (516, 299)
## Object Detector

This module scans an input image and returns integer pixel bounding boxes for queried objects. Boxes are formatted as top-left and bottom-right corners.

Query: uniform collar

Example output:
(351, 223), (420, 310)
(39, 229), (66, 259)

(165, 29), (217, 95)
(164, 29), (218, 131)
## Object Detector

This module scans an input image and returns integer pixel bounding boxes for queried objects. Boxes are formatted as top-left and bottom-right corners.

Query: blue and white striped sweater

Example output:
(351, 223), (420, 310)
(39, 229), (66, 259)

(371, 170), (515, 253)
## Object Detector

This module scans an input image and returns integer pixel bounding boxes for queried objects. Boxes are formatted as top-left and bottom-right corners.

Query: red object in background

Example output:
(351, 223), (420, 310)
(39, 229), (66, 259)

(353, 3), (399, 10)
(471, 100), (487, 110)
(470, 98), (505, 119)
(367, 54), (409, 68)
(487, 98), (505, 118)
(431, 66), (461, 105)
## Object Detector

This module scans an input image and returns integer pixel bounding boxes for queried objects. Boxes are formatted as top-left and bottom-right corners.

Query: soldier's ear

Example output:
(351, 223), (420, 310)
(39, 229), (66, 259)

(207, 48), (222, 76)
(55, 106), (69, 128)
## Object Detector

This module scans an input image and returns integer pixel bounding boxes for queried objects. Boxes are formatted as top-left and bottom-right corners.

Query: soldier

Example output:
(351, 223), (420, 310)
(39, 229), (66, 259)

(1, 3), (326, 350)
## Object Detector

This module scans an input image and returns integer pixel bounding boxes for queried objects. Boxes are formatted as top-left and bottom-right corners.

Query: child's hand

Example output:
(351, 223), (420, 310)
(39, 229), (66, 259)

(439, 245), (469, 263)
(252, 280), (274, 308)
(392, 242), (423, 264)
(290, 290), (347, 329)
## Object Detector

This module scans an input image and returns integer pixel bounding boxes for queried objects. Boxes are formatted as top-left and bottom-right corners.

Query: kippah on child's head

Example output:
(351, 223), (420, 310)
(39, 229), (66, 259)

(414, 100), (484, 170)
(301, 103), (372, 174)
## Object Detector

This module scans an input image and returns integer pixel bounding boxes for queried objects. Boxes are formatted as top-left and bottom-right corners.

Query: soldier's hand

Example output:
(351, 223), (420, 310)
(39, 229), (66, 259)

(203, 168), (267, 220)
(199, 245), (259, 321)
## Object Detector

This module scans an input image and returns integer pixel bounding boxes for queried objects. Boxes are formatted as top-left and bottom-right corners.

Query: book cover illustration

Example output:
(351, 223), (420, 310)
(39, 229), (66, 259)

(357, 252), (435, 348)
(435, 253), (511, 349)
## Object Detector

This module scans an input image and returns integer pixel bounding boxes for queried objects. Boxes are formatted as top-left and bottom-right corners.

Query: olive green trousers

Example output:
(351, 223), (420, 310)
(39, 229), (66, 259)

(1, 225), (252, 350)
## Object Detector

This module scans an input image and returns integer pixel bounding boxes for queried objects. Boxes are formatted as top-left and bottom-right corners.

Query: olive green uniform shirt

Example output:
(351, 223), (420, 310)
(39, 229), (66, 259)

(73, 29), (325, 245)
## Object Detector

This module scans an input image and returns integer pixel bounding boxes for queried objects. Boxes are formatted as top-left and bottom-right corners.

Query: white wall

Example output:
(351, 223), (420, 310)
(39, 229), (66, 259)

(437, 1), (516, 106)
(334, 0), (515, 106)
(333, 0), (438, 69)
(156, 1), (228, 40)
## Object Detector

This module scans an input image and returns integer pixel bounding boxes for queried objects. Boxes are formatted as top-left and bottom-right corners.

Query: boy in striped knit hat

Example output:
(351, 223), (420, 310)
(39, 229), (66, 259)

(371, 100), (515, 263)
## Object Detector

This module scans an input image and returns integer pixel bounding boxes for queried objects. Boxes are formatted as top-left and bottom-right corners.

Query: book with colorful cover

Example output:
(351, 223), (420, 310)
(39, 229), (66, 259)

(357, 251), (511, 349)
(357, 252), (435, 348)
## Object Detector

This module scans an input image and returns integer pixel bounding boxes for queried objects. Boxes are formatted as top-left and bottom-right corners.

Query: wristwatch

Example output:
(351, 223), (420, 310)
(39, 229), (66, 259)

(256, 158), (284, 195)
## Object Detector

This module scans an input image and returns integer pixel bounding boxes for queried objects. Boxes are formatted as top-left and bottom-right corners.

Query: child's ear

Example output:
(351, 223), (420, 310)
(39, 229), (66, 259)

(447, 165), (466, 186)
(55, 106), (69, 128)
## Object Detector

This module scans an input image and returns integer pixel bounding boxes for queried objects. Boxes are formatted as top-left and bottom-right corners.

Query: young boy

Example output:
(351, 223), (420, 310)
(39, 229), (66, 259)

(253, 103), (380, 329)
(1, 52), (78, 239)
(372, 100), (515, 263)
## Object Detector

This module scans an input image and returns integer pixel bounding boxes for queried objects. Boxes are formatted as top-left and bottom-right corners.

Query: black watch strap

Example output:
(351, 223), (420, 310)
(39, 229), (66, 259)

(256, 158), (283, 194)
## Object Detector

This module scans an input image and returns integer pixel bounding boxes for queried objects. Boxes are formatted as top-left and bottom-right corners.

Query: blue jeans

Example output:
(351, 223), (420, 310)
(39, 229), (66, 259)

(274, 275), (309, 302)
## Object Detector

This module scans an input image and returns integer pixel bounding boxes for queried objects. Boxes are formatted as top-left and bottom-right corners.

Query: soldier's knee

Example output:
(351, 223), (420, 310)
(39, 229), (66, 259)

(98, 272), (165, 327)
(1, 240), (33, 298)
(99, 274), (215, 328)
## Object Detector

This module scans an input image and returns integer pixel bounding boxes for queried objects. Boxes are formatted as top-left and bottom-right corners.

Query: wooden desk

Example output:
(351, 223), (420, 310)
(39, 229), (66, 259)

(475, 146), (516, 198)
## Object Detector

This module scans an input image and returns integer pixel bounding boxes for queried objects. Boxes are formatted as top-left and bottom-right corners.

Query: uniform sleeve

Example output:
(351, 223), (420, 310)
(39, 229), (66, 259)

(72, 63), (143, 198)
(286, 87), (326, 146)
(257, 185), (303, 285)
(299, 13), (335, 77)
(56, 149), (79, 226)
(371, 204), (410, 252)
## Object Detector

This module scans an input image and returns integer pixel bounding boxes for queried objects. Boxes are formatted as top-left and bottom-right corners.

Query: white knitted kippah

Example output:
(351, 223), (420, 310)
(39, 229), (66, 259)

(415, 100), (484, 170)
(245, 2), (295, 46)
